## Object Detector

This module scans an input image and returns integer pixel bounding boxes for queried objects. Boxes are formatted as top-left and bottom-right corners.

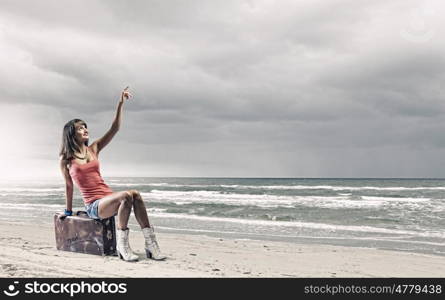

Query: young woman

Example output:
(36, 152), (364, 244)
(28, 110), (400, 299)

(58, 87), (166, 262)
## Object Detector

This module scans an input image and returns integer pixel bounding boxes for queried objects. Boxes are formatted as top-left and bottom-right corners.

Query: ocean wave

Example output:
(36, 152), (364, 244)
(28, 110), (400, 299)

(141, 190), (433, 209)
(222, 185), (445, 191)
(0, 202), (167, 213)
(0, 203), (65, 211)
(106, 182), (445, 191)
(109, 182), (212, 187)
(148, 212), (445, 238)
(0, 188), (63, 192)
(360, 196), (430, 202)
(109, 182), (171, 187)
(0, 193), (63, 197)
(154, 226), (445, 247)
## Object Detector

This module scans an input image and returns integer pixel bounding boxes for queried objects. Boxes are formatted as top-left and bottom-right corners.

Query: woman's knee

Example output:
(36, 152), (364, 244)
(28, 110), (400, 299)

(121, 191), (134, 206)
(128, 189), (140, 196)
(128, 190), (142, 201)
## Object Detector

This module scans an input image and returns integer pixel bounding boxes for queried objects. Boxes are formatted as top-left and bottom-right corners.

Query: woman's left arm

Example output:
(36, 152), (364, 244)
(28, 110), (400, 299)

(92, 87), (132, 154)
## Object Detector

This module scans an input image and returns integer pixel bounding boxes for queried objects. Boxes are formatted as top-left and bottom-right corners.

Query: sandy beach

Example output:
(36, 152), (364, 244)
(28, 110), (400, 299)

(0, 221), (443, 278)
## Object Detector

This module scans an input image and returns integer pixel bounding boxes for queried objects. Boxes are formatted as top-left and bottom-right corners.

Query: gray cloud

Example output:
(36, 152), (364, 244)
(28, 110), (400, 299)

(1, 0), (444, 178)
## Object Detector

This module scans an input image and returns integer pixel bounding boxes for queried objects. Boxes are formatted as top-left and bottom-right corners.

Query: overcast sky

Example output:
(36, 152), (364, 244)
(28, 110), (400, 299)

(1, 0), (444, 179)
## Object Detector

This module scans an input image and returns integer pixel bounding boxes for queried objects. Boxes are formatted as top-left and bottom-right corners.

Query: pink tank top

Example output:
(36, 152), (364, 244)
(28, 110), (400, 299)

(69, 146), (113, 204)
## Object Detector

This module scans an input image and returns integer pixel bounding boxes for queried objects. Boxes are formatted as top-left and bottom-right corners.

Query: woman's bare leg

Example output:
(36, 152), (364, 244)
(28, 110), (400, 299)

(129, 190), (151, 229)
(97, 191), (134, 230)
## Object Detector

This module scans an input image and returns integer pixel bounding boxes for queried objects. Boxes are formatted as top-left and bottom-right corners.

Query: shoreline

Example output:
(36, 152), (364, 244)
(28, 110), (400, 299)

(0, 221), (444, 277)
(8, 218), (445, 258)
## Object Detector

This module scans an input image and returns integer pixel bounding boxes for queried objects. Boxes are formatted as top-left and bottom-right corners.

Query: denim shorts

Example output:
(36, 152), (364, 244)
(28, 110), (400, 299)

(85, 199), (117, 220)
(85, 199), (101, 219)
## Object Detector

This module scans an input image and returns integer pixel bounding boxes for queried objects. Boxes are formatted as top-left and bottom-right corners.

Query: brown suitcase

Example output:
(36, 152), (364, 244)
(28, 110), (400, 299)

(54, 211), (117, 256)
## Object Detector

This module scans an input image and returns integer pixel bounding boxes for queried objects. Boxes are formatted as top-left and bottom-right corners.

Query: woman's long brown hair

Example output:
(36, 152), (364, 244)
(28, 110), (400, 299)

(59, 119), (88, 161)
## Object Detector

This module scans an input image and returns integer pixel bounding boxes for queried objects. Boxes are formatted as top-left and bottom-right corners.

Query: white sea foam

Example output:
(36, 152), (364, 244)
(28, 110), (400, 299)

(106, 182), (445, 191)
(0, 188), (63, 192)
(148, 212), (445, 238)
(109, 182), (172, 187)
(148, 208), (167, 213)
(154, 226), (445, 247)
(360, 196), (430, 202)
(109, 182), (208, 187)
(140, 190), (433, 209)
(0, 203), (63, 208)
(0, 202), (167, 213)
(0, 193), (63, 197)
(0, 203), (64, 211)
(221, 185), (445, 191)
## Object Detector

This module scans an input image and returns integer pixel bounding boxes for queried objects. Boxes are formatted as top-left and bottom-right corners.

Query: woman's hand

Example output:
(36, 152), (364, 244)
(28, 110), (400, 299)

(120, 86), (133, 102)
(58, 209), (72, 220)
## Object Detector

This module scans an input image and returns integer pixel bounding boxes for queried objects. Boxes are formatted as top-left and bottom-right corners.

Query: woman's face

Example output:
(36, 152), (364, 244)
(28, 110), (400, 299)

(74, 122), (89, 145)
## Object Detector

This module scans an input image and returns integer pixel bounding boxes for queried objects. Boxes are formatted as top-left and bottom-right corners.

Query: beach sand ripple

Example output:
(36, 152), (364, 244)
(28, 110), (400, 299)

(0, 222), (444, 277)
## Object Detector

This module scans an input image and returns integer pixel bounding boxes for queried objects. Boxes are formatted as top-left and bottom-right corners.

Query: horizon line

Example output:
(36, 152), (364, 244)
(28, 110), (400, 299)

(2, 176), (445, 180)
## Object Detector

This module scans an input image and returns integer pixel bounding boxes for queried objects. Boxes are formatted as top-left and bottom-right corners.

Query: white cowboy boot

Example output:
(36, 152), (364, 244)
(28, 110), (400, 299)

(116, 228), (139, 262)
(142, 227), (166, 260)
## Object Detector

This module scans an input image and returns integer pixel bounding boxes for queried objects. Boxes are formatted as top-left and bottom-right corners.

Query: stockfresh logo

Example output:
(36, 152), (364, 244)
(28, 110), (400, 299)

(3, 281), (20, 297)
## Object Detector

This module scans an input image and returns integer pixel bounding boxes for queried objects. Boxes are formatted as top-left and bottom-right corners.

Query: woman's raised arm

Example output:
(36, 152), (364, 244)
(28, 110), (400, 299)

(91, 87), (132, 154)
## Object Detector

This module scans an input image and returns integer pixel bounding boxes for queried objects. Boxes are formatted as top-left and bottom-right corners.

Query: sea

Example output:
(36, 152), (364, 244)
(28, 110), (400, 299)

(0, 177), (444, 256)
